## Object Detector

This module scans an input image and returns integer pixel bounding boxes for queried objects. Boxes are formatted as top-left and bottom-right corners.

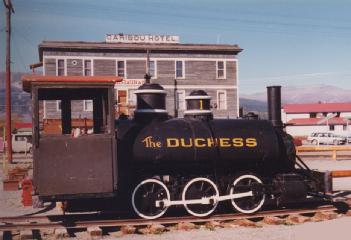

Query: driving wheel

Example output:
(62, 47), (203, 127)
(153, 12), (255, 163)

(229, 174), (265, 214)
(182, 177), (219, 217)
(132, 179), (170, 219)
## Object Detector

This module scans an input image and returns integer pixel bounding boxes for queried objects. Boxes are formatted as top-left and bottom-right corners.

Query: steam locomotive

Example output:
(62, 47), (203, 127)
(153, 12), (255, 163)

(24, 75), (332, 220)
(115, 83), (330, 219)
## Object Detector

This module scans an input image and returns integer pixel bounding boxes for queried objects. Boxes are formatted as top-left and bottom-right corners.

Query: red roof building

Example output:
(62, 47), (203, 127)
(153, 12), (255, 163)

(282, 103), (351, 137)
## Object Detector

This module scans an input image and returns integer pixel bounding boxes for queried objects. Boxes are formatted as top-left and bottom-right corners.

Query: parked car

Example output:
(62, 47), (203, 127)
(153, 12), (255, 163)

(12, 132), (32, 153)
(307, 132), (346, 145)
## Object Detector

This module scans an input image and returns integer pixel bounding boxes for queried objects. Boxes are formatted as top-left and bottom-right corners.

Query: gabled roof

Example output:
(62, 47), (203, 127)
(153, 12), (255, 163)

(283, 103), (351, 113)
(287, 117), (349, 126)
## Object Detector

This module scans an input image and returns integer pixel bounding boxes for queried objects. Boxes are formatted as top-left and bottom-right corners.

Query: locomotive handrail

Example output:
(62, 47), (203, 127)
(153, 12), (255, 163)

(295, 154), (311, 171)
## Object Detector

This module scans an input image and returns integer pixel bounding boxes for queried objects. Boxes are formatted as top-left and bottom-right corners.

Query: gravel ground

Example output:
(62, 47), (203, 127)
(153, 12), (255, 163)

(103, 217), (351, 240)
(0, 153), (61, 217)
(1, 155), (351, 239)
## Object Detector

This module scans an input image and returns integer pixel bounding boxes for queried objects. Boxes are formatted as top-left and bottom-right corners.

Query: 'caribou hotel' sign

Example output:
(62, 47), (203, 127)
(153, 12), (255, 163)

(106, 33), (180, 44)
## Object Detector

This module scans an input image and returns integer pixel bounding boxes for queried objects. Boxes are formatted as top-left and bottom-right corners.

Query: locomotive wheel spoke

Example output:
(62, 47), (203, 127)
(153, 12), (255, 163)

(182, 177), (219, 217)
(132, 179), (170, 219)
(229, 174), (265, 214)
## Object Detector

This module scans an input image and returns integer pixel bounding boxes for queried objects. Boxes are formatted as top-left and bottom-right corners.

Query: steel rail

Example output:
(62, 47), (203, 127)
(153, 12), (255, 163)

(0, 204), (347, 231)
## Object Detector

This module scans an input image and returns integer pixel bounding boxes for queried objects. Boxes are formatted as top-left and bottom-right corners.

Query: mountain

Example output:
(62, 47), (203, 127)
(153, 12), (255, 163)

(239, 97), (267, 112)
(240, 85), (351, 104)
(0, 72), (32, 121)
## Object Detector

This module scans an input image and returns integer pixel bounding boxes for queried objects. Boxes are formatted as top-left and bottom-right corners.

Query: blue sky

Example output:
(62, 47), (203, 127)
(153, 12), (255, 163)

(1, 0), (351, 93)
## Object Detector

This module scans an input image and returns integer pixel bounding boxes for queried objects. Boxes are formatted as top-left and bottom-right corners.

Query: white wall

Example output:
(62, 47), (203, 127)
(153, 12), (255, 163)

(340, 112), (351, 118)
(286, 125), (329, 136)
(286, 124), (351, 137)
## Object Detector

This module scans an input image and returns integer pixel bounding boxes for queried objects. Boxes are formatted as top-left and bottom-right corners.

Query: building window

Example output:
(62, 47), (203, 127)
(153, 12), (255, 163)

(175, 60), (184, 78)
(176, 90), (186, 110)
(84, 60), (92, 76)
(83, 100), (93, 111)
(217, 90), (227, 110)
(117, 60), (125, 77)
(329, 125), (335, 131)
(343, 125), (347, 131)
(128, 90), (137, 106)
(310, 113), (317, 118)
(216, 61), (225, 79)
(56, 100), (62, 111)
(149, 60), (156, 78)
(57, 59), (65, 76)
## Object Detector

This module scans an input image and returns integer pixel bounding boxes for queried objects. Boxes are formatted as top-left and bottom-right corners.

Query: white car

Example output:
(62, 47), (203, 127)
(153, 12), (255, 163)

(307, 132), (346, 145)
(12, 132), (32, 153)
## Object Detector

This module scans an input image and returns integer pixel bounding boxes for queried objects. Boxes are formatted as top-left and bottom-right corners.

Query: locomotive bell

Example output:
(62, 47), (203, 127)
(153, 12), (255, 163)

(134, 83), (168, 122)
(184, 90), (213, 120)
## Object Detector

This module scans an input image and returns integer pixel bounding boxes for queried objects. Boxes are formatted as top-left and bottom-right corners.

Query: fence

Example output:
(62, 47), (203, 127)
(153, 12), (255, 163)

(296, 146), (351, 160)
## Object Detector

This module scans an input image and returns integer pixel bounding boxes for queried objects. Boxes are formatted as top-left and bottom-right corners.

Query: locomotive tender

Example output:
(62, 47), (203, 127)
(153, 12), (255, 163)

(23, 75), (332, 219)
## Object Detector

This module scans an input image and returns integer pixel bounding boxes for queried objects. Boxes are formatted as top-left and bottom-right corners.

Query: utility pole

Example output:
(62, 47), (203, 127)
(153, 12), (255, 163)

(144, 49), (151, 84)
(3, 0), (14, 163)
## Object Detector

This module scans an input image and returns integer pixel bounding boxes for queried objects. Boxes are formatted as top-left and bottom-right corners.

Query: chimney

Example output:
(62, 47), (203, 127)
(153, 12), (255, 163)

(267, 86), (283, 128)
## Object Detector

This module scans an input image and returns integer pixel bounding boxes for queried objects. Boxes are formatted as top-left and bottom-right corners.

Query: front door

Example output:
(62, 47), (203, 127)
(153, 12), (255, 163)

(117, 90), (128, 115)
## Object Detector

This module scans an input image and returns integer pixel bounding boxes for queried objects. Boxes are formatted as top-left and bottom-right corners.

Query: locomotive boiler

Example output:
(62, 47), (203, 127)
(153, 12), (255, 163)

(23, 75), (332, 220)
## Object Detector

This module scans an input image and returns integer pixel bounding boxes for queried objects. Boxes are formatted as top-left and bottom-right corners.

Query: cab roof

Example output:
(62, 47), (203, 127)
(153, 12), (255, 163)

(22, 75), (122, 92)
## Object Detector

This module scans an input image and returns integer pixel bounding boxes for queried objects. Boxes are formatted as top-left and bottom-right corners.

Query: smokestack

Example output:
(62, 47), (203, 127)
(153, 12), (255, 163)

(239, 107), (243, 118)
(267, 86), (283, 128)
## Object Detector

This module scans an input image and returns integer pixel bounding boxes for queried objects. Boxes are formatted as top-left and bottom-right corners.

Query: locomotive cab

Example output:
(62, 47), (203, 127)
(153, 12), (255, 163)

(22, 75), (121, 201)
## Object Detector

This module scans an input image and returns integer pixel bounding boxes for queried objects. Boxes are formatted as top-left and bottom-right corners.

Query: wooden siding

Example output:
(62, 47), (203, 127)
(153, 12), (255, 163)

(67, 59), (83, 76)
(44, 58), (56, 75)
(185, 61), (216, 81)
(42, 46), (239, 118)
(226, 61), (237, 86)
(94, 59), (116, 76)
(164, 88), (238, 118)
(157, 60), (175, 83)
(126, 60), (145, 79)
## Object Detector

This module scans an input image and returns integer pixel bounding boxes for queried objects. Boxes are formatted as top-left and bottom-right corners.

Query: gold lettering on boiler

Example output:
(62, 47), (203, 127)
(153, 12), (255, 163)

(142, 136), (258, 148)
(142, 136), (162, 148)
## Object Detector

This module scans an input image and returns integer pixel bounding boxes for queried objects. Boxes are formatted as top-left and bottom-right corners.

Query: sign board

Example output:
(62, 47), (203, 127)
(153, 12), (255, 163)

(116, 79), (145, 86)
(106, 33), (180, 44)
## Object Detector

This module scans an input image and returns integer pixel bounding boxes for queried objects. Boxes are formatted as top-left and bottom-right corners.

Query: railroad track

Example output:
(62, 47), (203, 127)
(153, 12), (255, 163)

(0, 202), (350, 238)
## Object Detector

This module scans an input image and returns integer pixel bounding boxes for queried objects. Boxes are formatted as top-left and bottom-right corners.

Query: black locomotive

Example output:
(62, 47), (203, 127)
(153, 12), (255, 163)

(23, 75), (332, 219)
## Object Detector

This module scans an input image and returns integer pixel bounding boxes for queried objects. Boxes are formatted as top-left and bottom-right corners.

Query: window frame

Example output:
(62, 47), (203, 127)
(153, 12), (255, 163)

(56, 59), (66, 76)
(116, 60), (126, 78)
(217, 90), (227, 110)
(83, 100), (93, 112)
(83, 59), (93, 76)
(175, 60), (185, 79)
(56, 100), (62, 112)
(216, 60), (226, 79)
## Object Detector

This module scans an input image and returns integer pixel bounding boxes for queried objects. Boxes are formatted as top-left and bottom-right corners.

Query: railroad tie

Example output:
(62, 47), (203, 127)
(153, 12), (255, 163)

(87, 226), (102, 238)
(19, 230), (33, 240)
(54, 228), (69, 239)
